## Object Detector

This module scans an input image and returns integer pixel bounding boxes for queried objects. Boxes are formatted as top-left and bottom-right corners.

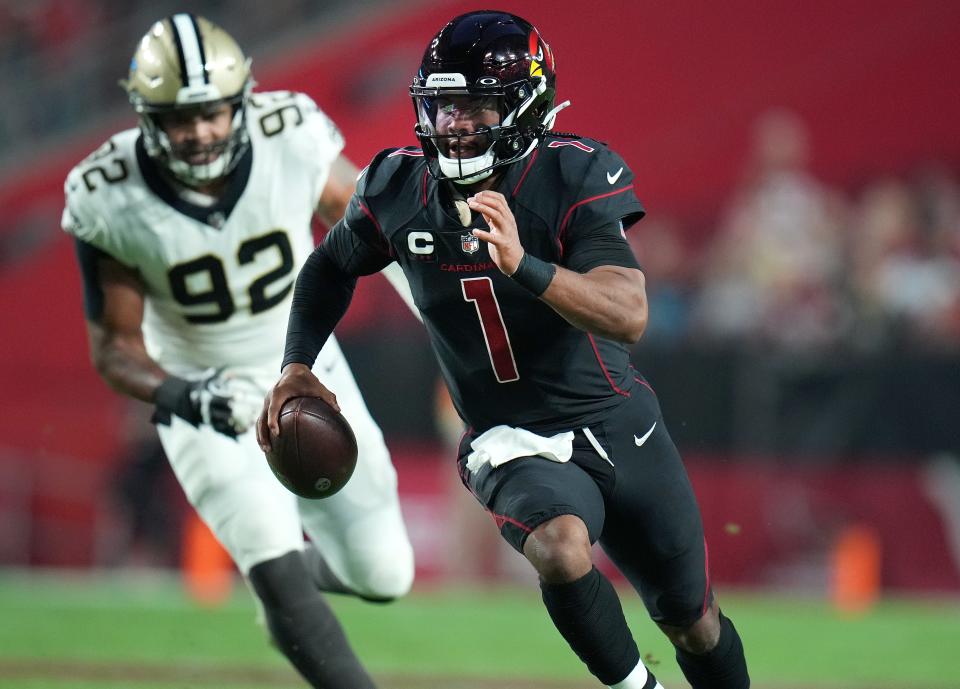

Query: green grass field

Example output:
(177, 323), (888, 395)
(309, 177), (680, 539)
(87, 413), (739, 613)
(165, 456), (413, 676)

(1, 571), (957, 689)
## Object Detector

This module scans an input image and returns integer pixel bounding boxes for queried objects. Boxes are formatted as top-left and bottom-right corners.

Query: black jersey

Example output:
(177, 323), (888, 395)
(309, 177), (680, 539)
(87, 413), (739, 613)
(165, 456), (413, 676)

(325, 135), (646, 433)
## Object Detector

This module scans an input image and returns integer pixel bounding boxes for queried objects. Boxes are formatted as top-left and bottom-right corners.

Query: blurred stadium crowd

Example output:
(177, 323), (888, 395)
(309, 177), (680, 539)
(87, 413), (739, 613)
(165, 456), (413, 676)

(637, 109), (960, 353)
(0, 0), (364, 165)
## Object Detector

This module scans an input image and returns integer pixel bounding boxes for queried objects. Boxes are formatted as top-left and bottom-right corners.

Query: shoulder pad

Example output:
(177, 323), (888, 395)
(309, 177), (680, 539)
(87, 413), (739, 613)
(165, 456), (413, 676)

(356, 146), (426, 200)
(540, 136), (644, 234)
(62, 134), (136, 244)
(62, 164), (95, 241)
(248, 90), (344, 149)
(540, 135), (619, 193)
(248, 90), (317, 118)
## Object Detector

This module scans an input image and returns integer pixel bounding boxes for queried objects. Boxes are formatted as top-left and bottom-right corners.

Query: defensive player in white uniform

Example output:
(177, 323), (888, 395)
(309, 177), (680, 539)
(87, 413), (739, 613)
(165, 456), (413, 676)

(61, 14), (413, 689)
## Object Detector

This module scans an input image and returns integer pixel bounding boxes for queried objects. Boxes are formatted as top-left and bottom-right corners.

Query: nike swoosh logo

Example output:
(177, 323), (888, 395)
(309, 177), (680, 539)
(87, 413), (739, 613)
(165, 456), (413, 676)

(607, 167), (624, 184)
(634, 422), (657, 447)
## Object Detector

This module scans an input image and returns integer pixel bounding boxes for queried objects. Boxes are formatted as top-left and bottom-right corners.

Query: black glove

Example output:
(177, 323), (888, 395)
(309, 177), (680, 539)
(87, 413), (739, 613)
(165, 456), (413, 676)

(152, 371), (257, 439)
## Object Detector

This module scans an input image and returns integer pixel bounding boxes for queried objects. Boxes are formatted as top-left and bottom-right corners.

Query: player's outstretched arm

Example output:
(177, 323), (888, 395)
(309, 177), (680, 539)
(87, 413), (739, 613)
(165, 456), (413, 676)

(313, 155), (421, 323)
(261, 187), (397, 448)
(467, 191), (648, 343)
(78, 245), (258, 438)
(259, 236), (363, 451)
(539, 264), (647, 343)
(83, 252), (166, 402)
(315, 155), (360, 228)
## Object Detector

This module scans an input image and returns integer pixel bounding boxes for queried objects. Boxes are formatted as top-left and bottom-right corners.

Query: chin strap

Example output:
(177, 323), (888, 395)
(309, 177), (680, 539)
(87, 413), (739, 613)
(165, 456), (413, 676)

(439, 98), (571, 186)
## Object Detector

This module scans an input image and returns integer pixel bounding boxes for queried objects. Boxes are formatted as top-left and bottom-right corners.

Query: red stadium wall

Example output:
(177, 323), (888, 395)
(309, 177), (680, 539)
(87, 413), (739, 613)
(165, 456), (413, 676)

(1, 2), (959, 585)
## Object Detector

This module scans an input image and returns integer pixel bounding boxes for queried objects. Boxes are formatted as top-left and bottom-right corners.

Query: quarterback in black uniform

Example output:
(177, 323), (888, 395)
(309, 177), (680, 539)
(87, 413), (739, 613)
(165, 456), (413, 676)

(260, 11), (749, 689)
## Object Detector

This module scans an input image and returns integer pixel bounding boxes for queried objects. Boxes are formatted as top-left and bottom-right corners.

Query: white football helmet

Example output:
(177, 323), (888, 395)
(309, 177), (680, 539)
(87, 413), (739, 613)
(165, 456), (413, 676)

(121, 14), (253, 186)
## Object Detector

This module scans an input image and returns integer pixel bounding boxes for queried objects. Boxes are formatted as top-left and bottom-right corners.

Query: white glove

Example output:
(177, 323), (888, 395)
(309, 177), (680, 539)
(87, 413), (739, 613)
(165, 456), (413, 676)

(188, 369), (263, 437)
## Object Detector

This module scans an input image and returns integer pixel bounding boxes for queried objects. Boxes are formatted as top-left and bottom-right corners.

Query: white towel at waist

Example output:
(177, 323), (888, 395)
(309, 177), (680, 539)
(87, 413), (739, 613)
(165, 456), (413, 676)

(465, 425), (575, 474)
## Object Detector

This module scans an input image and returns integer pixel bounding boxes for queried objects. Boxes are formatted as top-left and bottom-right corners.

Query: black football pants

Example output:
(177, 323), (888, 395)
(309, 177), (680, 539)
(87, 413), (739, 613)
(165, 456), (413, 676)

(458, 388), (711, 627)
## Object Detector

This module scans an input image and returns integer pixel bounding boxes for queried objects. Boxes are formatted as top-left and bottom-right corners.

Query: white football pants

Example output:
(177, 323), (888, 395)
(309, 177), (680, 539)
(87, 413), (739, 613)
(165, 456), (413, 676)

(156, 337), (414, 599)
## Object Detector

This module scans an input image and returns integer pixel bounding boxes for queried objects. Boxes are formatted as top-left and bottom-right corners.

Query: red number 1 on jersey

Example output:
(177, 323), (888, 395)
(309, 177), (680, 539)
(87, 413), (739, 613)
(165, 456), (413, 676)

(461, 277), (519, 383)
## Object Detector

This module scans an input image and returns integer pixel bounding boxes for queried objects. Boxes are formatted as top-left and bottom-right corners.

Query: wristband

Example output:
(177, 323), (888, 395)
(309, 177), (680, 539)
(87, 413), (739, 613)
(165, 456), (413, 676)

(510, 252), (556, 296)
(152, 375), (199, 426)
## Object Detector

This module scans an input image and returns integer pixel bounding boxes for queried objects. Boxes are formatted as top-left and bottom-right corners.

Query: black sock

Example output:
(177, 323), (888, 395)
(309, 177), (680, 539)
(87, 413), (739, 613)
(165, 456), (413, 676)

(249, 551), (377, 689)
(675, 612), (750, 689)
(540, 567), (641, 685)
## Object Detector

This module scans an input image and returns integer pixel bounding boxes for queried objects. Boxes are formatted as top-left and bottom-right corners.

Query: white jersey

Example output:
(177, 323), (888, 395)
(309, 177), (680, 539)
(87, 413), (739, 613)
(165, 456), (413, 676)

(60, 91), (414, 592)
(61, 91), (343, 377)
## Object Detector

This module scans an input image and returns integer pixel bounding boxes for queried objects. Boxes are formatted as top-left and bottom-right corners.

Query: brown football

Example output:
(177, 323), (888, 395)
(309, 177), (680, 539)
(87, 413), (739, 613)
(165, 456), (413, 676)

(265, 397), (358, 499)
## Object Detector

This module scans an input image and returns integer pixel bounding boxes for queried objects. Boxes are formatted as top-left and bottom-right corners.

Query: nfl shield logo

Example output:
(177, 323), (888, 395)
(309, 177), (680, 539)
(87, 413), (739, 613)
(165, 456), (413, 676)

(460, 233), (480, 254)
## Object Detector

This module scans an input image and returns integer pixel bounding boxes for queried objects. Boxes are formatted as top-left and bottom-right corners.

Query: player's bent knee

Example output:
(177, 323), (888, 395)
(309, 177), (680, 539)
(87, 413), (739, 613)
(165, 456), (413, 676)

(659, 603), (722, 654)
(344, 543), (415, 601)
(524, 514), (593, 583)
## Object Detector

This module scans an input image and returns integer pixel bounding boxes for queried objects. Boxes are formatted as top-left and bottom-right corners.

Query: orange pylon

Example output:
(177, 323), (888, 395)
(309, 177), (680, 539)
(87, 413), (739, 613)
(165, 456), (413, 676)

(830, 523), (881, 614)
(181, 512), (234, 606)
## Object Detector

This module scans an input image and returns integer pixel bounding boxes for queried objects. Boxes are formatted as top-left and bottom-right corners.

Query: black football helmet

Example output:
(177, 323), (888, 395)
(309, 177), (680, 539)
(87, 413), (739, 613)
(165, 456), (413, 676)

(410, 11), (567, 184)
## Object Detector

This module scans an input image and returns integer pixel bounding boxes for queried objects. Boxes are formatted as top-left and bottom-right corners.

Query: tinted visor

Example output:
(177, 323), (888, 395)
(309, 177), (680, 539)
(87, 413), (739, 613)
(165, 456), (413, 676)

(414, 93), (503, 159)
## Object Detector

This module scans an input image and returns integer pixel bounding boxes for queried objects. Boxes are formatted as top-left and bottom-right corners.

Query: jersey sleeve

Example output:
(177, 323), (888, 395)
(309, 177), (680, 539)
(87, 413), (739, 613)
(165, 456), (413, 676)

(283, 148), (408, 368)
(562, 220), (640, 273)
(558, 146), (645, 273)
(61, 163), (136, 268)
(323, 145), (427, 272)
(561, 145), (645, 236)
(63, 157), (140, 320)
(255, 91), (345, 206)
(323, 211), (393, 277)
(284, 148), (417, 369)
(329, 148), (409, 261)
(72, 237), (110, 321)
(294, 93), (346, 204)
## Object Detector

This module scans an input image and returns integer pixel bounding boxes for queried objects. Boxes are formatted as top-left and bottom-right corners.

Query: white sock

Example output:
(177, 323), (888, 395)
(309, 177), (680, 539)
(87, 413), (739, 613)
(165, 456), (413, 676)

(608, 661), (661, 689)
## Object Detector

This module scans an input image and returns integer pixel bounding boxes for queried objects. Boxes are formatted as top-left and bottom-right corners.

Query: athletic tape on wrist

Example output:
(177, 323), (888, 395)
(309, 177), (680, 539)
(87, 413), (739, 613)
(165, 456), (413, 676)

(510, 253), (556, 296)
